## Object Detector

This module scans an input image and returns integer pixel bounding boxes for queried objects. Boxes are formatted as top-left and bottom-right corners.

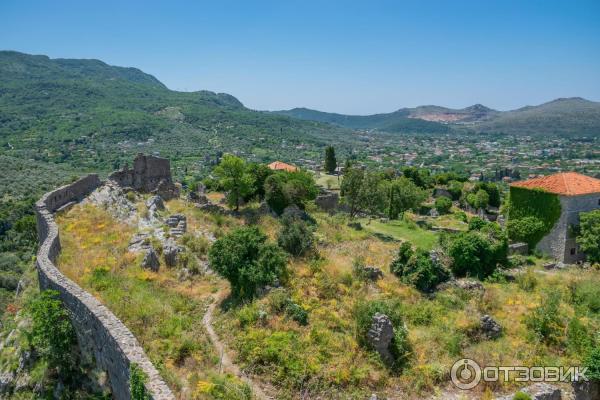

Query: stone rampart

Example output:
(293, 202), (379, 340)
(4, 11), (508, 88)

(35, 174), (174, 400)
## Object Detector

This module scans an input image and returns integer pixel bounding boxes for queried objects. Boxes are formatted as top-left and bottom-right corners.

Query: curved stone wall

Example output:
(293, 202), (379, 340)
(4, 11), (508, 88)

(35, 175), (174, 400)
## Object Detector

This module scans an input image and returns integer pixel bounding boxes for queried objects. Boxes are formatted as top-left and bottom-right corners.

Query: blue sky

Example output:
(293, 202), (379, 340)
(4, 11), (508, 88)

(1, 0), (599, 114)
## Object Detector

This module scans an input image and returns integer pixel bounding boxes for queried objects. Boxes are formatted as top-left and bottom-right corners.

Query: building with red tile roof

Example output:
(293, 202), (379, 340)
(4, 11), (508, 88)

(510, 172), (600, 263)
(268, 161), (298, 172)
(510, 172), (600, 196)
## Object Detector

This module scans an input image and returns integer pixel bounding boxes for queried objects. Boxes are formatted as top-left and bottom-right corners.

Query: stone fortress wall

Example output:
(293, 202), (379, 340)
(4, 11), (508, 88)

(35, 157), (176, 400)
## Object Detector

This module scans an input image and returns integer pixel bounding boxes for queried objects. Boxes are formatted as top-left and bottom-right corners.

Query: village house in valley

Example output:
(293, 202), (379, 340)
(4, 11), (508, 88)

(510, 172), (600, 263)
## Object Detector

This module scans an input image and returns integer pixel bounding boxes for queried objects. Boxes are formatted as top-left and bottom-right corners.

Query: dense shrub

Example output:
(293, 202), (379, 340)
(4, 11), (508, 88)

(390, 242), (449, 292)
(277, 215), (315, 257)
(26, 290), (77, 372)
(354, 299), (410, 371)
(447, 230), (507, 279)
(468, 216), (487, 231)
(434, 197), (452, 214)
(208, 227), (288, 300)
(507, 216), (546, 249)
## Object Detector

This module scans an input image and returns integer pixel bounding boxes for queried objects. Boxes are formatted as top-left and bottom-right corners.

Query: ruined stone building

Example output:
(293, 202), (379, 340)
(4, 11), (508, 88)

(109, 153), (179, 199)
(510, 172), (600, 263)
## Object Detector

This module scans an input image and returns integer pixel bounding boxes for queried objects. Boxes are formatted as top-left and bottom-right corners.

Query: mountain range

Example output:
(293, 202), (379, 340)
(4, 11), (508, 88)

(274, 97), (600, 136)
(1, 49), (599, 179)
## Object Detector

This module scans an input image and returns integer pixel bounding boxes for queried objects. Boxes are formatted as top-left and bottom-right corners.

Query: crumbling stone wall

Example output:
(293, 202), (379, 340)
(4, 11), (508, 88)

(109, 153), (177, 198)
(35, 174), (174, 400)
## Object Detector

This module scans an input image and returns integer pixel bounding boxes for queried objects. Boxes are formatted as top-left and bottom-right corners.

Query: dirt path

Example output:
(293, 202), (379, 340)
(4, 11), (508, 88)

(202, 290), (274, 400)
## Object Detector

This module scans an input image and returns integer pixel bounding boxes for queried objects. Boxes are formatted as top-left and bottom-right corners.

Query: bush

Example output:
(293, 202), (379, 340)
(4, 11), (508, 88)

(390, 243), (449, 292)
(507, 216), (546, 249)
(208, 226), (288, 300)
(468, 216), (487, 231)
(447, 231), (507, 280)
(434, 197), (452, 214)
(354, 299), (410, 371)
(525, 291), (564, 345)
(26, 290), (77, 371)
(277, 215), (315, 257)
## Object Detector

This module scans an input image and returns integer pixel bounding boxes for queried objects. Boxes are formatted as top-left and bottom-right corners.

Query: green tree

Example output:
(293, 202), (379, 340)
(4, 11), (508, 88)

(577, 210), (600, 264)
(402, 167), (431, 189)
(246, 162), (273, 200)
(26, 290), (76, 371)
(434, 196), (452, 214)
(474, 189), (490, 210)
(340, 166), (365, 217)
(264, 171), (318, 215)
(384, 177), (427, 219)
(447, 180), (464, 201)
(208, 227), (287, 300)
(361, 171), (386, 220)
(324, 146), (337, 174)
(214, 154), (255, 211)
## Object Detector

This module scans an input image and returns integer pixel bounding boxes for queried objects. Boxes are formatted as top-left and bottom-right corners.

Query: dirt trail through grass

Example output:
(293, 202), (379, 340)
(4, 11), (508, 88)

(202, 289), (274, 400)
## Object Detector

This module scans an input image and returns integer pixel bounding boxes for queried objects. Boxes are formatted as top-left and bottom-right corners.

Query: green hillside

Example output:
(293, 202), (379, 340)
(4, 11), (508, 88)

(273, 107), (454, 134)
(275, 98), (600, 136)
(0, 51), (351, 178)
(475, 97), (600, 136)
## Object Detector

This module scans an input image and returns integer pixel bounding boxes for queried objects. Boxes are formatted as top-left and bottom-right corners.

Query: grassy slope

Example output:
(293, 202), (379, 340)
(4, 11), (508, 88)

(56, 201), (251, 398)
(56, 200), (600, 399)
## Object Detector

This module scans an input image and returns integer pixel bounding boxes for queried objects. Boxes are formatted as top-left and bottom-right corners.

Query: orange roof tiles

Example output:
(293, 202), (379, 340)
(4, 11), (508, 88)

(510, 172), (600, 196)
(268, 161), (298, 172)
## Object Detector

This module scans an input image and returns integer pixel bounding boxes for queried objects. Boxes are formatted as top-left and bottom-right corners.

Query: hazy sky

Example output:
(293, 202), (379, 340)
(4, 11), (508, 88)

(1, 0), (599, 114)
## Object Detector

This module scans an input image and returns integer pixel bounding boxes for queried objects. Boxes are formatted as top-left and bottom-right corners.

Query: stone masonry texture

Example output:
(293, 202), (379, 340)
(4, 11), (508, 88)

(35, 173), (174, 400)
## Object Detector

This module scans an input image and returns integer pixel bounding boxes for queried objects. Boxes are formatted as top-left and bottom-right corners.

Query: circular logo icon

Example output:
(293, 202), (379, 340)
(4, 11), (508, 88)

(451, 358), (482, 390)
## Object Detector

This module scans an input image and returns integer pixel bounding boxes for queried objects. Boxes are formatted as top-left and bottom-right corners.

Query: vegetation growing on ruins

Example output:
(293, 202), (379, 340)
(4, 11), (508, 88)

(508, 186), (562, 248)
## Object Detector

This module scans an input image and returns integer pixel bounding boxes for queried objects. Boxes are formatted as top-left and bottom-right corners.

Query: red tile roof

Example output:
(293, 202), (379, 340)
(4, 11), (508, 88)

(510, 172), (600, 196)
(268, 161), (298, 172)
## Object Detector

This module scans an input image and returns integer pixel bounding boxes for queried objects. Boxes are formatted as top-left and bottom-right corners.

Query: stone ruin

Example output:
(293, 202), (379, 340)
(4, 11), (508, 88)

(109, 153), (179, 200)
(367, 313), (395, 366)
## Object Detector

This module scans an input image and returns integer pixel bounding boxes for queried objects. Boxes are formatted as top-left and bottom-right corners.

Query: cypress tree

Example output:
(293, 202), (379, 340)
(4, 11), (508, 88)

(324, 146), (337, 174)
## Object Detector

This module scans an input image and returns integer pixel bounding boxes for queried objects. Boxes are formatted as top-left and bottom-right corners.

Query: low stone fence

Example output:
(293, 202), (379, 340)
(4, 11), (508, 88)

(35, 175), (174, 400)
